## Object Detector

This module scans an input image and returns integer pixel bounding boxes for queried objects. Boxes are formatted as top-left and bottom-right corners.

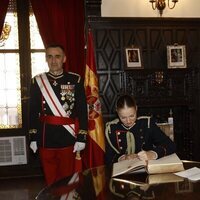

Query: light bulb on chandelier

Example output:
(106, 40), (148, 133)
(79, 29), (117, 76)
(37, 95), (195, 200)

(149, 0), (178, 16)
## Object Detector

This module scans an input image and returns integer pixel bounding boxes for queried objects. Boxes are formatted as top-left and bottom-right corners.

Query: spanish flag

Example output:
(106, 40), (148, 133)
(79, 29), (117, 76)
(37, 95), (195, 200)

(83, 29), (105, 168)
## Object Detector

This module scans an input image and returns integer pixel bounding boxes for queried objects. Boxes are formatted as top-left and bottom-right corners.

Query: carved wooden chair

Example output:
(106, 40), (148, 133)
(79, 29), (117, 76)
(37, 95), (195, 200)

(157, 123), (174, 141)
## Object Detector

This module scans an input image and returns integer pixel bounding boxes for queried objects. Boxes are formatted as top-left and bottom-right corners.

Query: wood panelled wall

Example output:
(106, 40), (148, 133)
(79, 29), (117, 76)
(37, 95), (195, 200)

(88, 17), (200, 161)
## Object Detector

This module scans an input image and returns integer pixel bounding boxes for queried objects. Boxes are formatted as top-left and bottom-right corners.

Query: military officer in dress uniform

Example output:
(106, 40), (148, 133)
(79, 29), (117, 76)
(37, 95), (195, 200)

(105, 94), (176, 165)
(29, 44), (88, 185)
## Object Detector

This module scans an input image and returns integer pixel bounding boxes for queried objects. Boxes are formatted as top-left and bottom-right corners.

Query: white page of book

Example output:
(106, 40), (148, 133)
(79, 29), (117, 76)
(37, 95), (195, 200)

(148, 153), (182, 166)
(112, 158), (146, 177)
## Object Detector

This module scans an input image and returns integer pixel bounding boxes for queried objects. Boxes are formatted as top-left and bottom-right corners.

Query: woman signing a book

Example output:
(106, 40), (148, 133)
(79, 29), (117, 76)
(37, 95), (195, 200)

(105, 94), (176, 165)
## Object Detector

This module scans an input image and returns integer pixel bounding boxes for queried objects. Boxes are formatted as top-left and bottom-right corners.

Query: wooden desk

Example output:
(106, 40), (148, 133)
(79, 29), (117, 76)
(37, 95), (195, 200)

(36, 161), (200, 200)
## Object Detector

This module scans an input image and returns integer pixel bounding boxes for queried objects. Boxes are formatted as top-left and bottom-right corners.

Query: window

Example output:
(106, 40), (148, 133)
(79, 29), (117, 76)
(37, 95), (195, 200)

(29, 14), (48, 77)
(0, 0), (47, 130)
(0, 3), (21, 128)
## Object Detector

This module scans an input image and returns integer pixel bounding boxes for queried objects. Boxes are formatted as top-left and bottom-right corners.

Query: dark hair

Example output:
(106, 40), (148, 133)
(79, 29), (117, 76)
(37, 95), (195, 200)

(46, 44), (65, 52)
(116, 94), (137, 110)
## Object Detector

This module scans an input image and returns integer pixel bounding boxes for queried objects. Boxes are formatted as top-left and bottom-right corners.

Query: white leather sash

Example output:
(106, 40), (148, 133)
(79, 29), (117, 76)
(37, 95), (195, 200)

(35, 73), (75, 137)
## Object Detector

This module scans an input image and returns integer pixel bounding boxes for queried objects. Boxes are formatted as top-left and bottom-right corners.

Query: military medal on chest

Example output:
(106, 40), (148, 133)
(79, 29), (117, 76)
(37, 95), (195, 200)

(48, 72), (64, 87)
(60, 83), (75, 100)
(60, 83), (75, 115)
(53, 80), (58, 86)
(60, 84), (68, 101)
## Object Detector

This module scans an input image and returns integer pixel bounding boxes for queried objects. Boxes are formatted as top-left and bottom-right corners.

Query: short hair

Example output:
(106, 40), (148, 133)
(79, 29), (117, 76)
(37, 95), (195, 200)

(116, 94), (137, 110)
(46, 44), (65, 52)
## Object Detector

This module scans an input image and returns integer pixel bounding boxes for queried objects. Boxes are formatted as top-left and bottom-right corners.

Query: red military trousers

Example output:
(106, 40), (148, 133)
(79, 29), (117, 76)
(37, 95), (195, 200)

(39, 146), (75, 185)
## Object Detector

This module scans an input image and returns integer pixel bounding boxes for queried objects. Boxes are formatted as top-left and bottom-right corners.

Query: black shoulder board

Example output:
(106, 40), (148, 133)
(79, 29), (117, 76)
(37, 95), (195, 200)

(68, 71), (81, 83)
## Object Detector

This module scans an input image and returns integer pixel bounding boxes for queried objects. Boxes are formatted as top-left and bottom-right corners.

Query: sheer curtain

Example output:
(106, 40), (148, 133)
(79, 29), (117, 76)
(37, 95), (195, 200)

(0, 0), (9, 34)
(30, 0), (85, 77)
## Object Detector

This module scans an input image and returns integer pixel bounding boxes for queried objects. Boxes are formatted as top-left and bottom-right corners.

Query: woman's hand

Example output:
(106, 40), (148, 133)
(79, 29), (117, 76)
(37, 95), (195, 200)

(137, 150), (158, 160)
(118, 153), (138, 162)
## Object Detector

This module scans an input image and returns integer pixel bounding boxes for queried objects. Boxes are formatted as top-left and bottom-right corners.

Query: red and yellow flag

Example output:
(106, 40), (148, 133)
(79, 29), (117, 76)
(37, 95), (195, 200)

(83, 29), (105, 168)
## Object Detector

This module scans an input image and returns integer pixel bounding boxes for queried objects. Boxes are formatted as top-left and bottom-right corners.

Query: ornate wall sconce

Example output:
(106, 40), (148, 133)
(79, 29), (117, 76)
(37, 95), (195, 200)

(0, 22), (11, 47)
(149, 0), (178, 16)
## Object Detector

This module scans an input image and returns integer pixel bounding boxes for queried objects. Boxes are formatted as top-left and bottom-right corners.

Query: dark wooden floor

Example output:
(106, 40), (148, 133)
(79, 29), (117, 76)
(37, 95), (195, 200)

(0, 155), (47, 200)
(0, 176), (46, 200)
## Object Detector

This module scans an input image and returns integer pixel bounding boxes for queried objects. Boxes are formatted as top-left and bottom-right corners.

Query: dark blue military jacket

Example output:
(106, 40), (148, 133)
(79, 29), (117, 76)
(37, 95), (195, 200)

(105, 117), (176, 165)
(29, 71), (88, 148)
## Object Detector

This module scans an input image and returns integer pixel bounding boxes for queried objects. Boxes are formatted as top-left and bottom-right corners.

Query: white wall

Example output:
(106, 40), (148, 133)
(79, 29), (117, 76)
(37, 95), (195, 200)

(102, 0), (200, 18)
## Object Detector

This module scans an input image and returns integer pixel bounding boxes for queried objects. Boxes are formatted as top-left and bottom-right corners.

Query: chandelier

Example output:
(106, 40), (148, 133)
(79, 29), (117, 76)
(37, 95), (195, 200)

(149, 0), (178, 16)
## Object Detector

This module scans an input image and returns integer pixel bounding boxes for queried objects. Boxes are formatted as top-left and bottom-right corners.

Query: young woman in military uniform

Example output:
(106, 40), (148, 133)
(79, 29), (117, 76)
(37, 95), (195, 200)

(105, 94), (176, 165)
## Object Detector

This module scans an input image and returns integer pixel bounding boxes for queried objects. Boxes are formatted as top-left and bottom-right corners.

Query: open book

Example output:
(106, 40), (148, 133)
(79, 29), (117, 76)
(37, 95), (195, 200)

(112, 153), (184, 177)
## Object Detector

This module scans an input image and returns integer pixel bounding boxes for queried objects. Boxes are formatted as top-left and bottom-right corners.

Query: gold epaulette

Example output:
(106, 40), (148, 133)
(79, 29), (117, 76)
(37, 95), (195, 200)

(29, 129), (37, 134)
(78, 129), (87, 141)
(106, 118), (119, 127)
(68, 71), (81, 83)
(137, 116), (151, 128)
(105, 118), (119, 135)
(105, 118), (120, 154)
(78, 129), (87, 135)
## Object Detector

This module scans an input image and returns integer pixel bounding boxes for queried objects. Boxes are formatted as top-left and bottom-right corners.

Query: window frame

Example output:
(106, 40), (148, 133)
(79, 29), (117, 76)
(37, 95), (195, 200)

(0, 0), (32, 136)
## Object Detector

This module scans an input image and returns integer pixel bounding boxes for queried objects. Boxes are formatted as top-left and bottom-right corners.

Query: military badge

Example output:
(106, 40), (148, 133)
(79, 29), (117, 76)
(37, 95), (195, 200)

(60, 84), (75, 116)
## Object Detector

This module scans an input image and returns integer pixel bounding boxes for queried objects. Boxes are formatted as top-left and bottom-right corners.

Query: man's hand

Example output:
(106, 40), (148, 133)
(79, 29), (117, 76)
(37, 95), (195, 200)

(30, 141), (38, 153)
(73, 142), (85, 152)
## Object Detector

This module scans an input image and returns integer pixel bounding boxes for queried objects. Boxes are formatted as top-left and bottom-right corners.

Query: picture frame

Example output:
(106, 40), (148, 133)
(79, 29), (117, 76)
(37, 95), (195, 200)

(167, 44), (187, 69)
(125, 46), (143, 69)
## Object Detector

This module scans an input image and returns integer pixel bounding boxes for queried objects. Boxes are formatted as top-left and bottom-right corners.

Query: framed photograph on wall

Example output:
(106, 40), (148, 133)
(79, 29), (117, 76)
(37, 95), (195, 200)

(125, 46), (143, 69)
(167, 44), (187, 69)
